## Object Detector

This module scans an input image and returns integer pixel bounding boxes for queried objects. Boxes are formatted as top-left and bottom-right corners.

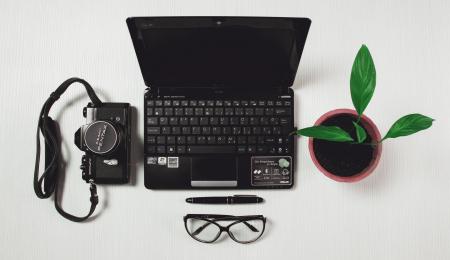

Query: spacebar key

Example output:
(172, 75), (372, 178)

(187, 146), (235, 154)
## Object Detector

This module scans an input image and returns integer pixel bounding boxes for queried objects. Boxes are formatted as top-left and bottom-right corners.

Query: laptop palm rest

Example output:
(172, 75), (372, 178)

(190, 156), (238, 187)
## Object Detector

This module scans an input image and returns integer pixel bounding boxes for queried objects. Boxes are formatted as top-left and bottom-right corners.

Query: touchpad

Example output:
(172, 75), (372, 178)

(191, 156), (237, 187)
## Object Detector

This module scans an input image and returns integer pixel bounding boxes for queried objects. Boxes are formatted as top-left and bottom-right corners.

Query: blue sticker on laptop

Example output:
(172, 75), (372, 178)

(251, 156), (292, 186)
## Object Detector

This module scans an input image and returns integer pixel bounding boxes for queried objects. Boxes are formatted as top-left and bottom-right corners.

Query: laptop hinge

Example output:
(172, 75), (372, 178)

(152, 86), (290, 98)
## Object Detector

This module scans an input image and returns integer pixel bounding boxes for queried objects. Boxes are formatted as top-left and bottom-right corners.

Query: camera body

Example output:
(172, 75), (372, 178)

(75, 102), (131, 184)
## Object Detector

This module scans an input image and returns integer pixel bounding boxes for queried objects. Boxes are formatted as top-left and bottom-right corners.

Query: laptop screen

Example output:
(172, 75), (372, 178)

(127, 17), (311, 88)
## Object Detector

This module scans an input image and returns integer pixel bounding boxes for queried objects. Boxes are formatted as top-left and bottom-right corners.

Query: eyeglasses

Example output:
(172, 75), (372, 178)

(184, 214), (266, 244)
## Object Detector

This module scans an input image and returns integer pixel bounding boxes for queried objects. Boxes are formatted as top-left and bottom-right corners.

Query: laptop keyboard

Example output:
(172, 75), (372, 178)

(145, 98), (294, 155)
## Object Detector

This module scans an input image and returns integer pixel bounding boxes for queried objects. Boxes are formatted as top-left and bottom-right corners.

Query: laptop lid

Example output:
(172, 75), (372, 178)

(127, 16), (311, 89)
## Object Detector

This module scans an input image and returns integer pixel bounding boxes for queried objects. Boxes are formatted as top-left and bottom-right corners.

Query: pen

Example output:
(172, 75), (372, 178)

(185, 195), (264, 204)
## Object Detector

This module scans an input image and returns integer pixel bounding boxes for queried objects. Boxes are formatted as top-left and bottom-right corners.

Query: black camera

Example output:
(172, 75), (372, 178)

(75, 102), (131, 184)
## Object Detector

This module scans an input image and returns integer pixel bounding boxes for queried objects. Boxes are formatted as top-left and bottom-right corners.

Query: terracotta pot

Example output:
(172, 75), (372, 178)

(308, 109), (382, 182)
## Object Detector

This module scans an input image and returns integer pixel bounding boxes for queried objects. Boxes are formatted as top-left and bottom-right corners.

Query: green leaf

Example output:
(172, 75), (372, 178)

(297, 126), (354, 142)
(350, 44), (376, 118)
(382, 114), (434, 141)
(353, 121), (367, 143)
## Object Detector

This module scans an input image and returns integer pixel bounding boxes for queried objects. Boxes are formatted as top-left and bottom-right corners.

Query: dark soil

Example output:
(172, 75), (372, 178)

(313, 114), (375, 177)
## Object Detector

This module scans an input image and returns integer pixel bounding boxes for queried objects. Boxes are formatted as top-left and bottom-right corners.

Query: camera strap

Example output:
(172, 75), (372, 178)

(34, 77), (103, 222)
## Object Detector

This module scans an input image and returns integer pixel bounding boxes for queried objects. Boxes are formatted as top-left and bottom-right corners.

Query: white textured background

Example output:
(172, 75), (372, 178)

(1, 0), (449, 259)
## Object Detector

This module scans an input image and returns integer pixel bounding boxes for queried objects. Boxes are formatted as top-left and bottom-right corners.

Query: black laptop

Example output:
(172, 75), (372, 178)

(127, 16), (311, 189)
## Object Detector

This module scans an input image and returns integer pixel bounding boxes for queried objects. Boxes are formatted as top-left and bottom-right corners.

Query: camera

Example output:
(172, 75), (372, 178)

(75, 102), (131, 184)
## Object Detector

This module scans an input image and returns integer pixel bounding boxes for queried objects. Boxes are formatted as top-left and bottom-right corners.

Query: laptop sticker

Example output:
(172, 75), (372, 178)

(251, 156), (292, 186)
(167, 157), (179, 168)
(158, 157), (167, 165)
(147, 157), (158, 165)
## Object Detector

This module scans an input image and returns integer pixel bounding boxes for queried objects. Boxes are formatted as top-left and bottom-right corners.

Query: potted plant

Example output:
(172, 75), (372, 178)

(293, 45), (434, 182)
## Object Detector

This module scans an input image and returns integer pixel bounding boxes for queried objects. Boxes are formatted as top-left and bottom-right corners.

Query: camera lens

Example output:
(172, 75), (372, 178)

(83, 121), (119, 154)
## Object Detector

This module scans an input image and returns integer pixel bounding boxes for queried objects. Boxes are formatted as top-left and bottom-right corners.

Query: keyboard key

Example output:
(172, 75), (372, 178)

(219, 117), (229, 125)
(179, 117), (189, 125)
(169, 117), (178, 125)
(182, 127), (191, 134)
(172, 127), (181, 135)
(156, 146), (166, 154)
(181, 100), (189, 106)
(244, 108), (254, 116)
(200, 117), (209, 125)
(222, 127), (231, 135)
(237, 136), (247, 144)
(147, 146), (156, 153)
(198, 100), (206, 106)
(264, 108), (274, 115)
(154, 108), (163, 116)
(274, 108), (290, 115)
(207, 100), (215, 106)
(167, 136), (176, 144)
(192, 127), (201, 135)
(205, 107), (214, 115)
(258, 100), (266, 106)
(157, 136), (166, 144)
(255, 108), (264, 116)
(250, 100), (257, 106)
(212, 127), (221, 135)
(155, 100), (163, 106)
(215, 100), (223, 106)
(227, 136), (236, 144)
(217, 136), (226, 144)
(187, 146), (235, 154)
(197, 136), (206, 144)
(147, 100), (155, 106)
(248, 146), (256, 153)
(284, 101), (291, 106)
(275, 101), (283, 106)
(243, 127), (251, 135)
(249, 117), (258, 125)
(233, 101), (240, 106)
(147, 117), (158, 125)
(164, 108), (173, 116)
(224, 108), (234, 115)
(147, 136), (156, 144)
(185, 108), (194, 116)
(147, 127), (160, 134)
(187, 136), (196, 144)
(237, 146), (247, 153)
(248, 136), (257, 144)
(224, 100), (232, 106)
(241, 101), (249, 106)
(167, 146), (176, 154)
(239, 117), (248, 125)
(173, 100), (180, 106)
(159, 117), (168, 125)
(162, 126), (171, 134)
(177, 146), (186, 154)
(207, 136), (216, 144)
(202, 127), (211, 134)
(232, 127), (241, 135)
(189, 117), (199, 125)
(214, 108), (224, 116)
(195, 108), (204, 116)
(210, 117), (219, 125)
(230, 117), (239, 125)
(256, 146), (268, 154)
(147, 108), (153, 116)
(189, 100), (197, 106)
(235, 108), (244, 116)
(177, 136), (186, 144)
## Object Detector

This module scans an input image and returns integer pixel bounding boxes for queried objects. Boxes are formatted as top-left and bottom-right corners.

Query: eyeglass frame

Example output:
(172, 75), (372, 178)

(183, 214), (267, 244)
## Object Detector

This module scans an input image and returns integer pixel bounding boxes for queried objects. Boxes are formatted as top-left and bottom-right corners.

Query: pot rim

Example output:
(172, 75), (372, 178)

(307, 108), (382, 182)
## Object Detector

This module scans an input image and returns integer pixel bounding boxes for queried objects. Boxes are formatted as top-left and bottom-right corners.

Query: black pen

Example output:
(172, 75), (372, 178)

(185, 195), (264, 204)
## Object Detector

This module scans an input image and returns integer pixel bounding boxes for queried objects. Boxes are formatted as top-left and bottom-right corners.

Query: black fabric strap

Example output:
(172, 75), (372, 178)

(34, 77), (102, 222)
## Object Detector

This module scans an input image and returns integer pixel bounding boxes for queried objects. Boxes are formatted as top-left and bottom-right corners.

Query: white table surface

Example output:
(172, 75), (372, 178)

(1, 0), (449, 259)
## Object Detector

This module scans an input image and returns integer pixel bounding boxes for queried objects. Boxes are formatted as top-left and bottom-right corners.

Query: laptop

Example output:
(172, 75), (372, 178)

(127, 16), (311, 189)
